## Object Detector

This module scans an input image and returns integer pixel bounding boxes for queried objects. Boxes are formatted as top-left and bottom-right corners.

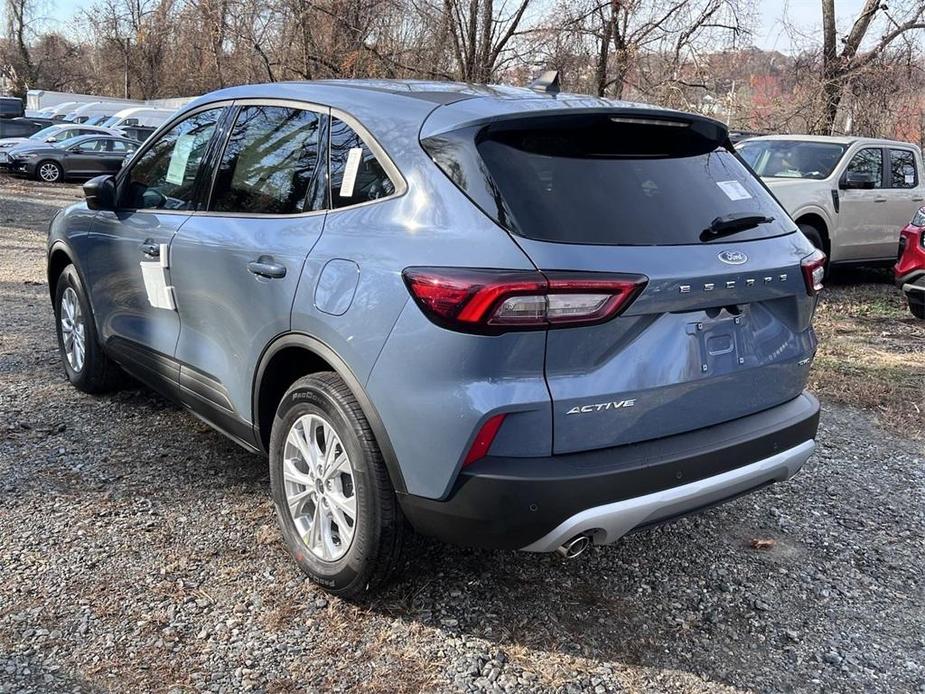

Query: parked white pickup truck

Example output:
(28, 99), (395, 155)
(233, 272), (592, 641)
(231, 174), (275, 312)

(737, 135), (925, 266)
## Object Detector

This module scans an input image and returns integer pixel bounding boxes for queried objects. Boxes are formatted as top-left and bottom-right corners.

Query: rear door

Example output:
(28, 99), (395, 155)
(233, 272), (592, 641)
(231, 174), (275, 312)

(426, 112), (819, 454)
(169, 101), (328, 441)
(65, 137), (110, 176)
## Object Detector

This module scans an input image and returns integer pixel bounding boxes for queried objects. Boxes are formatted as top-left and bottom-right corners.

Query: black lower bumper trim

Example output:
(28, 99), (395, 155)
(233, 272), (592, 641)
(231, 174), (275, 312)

(397, 392), (820, 550)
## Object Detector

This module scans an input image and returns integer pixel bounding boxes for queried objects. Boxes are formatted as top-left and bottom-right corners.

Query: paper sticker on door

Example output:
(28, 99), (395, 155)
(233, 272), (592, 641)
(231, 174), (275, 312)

(716, 180), (752, 201)
(140, 245), (175, 310)
(165, 134), (195, 186)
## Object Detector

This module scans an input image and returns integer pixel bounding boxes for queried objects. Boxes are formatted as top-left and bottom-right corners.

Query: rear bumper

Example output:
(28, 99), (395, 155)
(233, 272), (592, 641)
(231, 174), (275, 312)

(398, 391), (820, 551)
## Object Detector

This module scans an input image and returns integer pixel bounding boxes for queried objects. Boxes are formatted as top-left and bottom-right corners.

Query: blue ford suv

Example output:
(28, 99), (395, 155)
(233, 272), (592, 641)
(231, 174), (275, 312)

(47, 79), (823, 597)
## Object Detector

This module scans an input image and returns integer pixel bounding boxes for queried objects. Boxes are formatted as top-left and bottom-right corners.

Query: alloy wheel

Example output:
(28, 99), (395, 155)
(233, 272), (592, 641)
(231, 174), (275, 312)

(39, 162), (60, 182)
(60, 286), (85, 372)
(283, 413), (357, 561)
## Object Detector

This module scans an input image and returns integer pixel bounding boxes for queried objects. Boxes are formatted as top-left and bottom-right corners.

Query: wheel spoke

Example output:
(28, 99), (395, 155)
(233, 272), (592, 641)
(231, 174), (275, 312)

(287, 487), (312, 514)
(327, 487), (356, 521)
(282, 456), (313, 487)
(287, 422), (315, 467)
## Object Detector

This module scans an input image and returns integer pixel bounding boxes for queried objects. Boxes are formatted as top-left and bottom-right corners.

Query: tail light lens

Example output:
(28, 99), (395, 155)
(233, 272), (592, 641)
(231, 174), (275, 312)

(402, 268), (647, 333)
(801, 250), (826, 295)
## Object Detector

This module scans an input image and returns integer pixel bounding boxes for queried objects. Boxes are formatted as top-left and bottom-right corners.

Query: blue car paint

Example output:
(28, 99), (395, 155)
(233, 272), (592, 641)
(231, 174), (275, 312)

(48, 79), (819, 507)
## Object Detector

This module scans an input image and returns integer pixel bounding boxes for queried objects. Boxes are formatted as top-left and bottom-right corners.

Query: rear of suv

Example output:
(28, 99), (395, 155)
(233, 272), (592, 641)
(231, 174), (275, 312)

(47, 80), (822, 598)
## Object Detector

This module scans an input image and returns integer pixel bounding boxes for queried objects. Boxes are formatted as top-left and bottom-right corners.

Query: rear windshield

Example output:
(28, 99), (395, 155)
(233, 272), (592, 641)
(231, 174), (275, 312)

(423, 113), (792, 245)
(736, 139), (846, 180)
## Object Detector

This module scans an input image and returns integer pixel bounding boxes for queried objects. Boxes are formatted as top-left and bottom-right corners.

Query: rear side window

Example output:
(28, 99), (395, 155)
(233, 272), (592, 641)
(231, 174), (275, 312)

(329, 118), (395, 208)
(889, 149), (917, 188)
(123, 107), (223, 210)
(210, 105), (324, 215)
(424, 114), (790, 245)
(845, 148), (883, 189)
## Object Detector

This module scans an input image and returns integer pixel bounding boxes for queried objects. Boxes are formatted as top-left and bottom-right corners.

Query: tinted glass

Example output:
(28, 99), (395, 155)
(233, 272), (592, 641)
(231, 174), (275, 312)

(436, 116), (789, 245)
(29, 126), (59, 140)
(124, 108), (222, 210)
(737, 140), (846, 179)
(845, 148), (883, 188)
(74, 138), (107, 152)
(211, 105), (323, 214)
(329, 118), (395, 208)
(890, 149), (917, 188)
(110, 140), (135, 153)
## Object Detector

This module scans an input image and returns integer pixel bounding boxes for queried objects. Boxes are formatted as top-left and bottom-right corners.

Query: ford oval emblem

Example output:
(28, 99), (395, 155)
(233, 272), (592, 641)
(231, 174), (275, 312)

(718, 250), (748, 265)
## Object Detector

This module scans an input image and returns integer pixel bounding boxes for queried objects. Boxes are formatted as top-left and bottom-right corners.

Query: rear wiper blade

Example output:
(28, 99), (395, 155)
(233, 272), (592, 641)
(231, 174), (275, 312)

(701, 213), (774, 241)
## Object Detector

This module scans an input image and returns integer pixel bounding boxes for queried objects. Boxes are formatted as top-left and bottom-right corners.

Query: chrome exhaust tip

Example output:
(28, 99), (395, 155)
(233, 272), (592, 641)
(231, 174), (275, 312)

(556, 534), (591, 560)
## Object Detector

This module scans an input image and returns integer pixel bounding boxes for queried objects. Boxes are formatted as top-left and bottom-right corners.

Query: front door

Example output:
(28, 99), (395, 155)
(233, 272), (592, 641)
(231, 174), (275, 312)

(169, 102), (329, 441)
(64, 137), (111, 177)
(838, 146), (889, 262)
(879, 147), (925, 260)
(84, 105), (227, 394)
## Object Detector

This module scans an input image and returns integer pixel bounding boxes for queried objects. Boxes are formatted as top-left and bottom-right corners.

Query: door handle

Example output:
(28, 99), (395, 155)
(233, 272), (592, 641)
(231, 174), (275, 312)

(873, 197), (887, 203)
(140, 240), (160, 258)
(247, 256), (287, 279)
(911, 197), (923, 202)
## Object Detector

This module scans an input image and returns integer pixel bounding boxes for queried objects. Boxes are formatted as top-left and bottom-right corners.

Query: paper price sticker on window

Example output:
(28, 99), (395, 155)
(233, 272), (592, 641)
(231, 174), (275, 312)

(339, 147), (363, 198)
(716, 180), (752, 201)
(165, 134), (195, 186)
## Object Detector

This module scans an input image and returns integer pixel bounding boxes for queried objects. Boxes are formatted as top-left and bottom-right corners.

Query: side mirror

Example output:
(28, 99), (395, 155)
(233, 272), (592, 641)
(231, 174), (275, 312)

(83, 175), (117, 211)
(840, 171), (877, 190)
(46, 137), (57, 143)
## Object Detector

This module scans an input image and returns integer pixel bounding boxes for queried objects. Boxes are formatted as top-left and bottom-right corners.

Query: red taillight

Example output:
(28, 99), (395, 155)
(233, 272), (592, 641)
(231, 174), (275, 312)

(801, 250), (826, 295)
(462, 413), (506, 467)
(402, 268), (647, 333)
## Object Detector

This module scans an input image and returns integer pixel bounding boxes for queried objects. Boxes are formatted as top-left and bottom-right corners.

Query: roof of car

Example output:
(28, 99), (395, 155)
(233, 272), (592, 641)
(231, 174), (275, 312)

(743, 133), (918, 148)
(183, 78), (704, 143)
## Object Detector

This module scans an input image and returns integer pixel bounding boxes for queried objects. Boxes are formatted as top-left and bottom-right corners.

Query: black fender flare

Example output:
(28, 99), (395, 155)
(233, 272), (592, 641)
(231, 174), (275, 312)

(251, 332), (407, 493)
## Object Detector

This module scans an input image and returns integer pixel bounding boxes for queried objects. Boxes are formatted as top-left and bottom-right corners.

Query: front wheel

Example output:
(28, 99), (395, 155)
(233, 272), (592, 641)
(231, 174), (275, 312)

(54, 265), (123, 393)
(907, 293), (925, 319)
(269, 373), (405, 598)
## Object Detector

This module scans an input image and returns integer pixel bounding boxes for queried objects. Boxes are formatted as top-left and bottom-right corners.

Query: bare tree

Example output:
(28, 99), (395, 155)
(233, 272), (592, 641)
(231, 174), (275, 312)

(819, 0), (925, 133)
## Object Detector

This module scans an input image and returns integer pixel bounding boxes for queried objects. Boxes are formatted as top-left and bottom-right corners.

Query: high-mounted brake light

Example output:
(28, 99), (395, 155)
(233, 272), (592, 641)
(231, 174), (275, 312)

(801, 250), (826, 296)
(402, 268), (647, 334)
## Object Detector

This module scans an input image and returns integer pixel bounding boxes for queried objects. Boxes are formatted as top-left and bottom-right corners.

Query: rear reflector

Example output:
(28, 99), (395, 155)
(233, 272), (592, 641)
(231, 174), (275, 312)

(402, 268), (647, 334)
(463, 414), (506, 467)
(800, 250), (826, 295)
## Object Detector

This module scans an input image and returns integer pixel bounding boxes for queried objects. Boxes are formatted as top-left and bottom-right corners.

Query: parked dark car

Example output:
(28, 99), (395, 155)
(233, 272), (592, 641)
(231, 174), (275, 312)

(8, 134), (139, 182)
(0, 96), (24, 119)
(0, 117), (52, 139)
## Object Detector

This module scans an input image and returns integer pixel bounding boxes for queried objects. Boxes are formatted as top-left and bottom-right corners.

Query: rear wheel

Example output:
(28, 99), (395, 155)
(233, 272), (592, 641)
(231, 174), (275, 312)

(799, 223), (829, 275)
(37, 160), (62, 183)
(269, 373), (404, 598)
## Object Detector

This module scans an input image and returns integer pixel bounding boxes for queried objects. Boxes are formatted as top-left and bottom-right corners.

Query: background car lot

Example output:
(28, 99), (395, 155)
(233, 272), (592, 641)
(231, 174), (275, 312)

(0, 176), (923, 692)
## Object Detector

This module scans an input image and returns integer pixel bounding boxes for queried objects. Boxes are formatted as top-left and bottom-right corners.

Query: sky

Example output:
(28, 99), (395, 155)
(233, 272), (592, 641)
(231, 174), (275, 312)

(39, 0), (871, 53)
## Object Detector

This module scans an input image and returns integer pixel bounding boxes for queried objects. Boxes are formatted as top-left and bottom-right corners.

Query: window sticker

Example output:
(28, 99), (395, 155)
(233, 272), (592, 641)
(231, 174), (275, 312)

(716, 180), (752, 201)
(165, 134), (195, 186)
(339, 147), (363, 198)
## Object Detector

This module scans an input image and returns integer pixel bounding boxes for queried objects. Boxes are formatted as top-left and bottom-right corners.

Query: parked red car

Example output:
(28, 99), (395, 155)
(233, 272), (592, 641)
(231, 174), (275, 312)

(895, 207), (925, 319)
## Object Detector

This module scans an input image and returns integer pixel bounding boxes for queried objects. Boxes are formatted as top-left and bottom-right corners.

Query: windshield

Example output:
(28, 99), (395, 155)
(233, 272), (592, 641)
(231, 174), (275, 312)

(737, 140), (846, 179)
(29, 126), (59, 140)
(84, 116), (105, 126)
(100, 116), (119, 127)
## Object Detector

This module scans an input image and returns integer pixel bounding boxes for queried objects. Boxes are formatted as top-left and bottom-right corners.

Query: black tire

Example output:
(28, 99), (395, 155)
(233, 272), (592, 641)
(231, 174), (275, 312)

(36, 160), (62, 183)
(908, 296), (925, 319)
(269, 372), (405, 599)
(53, 265), (123, 393)
(798, 223), (829, 276)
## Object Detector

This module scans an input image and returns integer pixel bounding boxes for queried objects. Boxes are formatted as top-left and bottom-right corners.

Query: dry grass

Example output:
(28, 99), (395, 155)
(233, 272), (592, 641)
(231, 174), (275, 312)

(810, 267), (925, 438)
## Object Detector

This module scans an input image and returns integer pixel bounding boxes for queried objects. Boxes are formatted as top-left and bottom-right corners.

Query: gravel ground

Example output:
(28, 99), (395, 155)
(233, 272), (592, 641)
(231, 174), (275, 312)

(1, 175), (924, 693)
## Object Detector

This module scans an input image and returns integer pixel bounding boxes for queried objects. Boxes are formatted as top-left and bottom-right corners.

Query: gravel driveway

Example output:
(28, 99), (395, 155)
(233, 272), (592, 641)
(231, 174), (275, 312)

(1, 176), (923, 693)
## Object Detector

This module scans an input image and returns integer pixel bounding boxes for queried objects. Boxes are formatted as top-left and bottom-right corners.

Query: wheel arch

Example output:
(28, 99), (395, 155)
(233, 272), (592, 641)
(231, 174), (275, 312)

(252, 333), (407, 493)
(794, 211), (830, 255)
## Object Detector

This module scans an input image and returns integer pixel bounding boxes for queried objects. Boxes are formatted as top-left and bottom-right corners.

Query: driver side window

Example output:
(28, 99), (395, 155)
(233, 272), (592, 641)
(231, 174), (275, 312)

(123, 107), (224, 210)
(845, 148), (883, 189)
